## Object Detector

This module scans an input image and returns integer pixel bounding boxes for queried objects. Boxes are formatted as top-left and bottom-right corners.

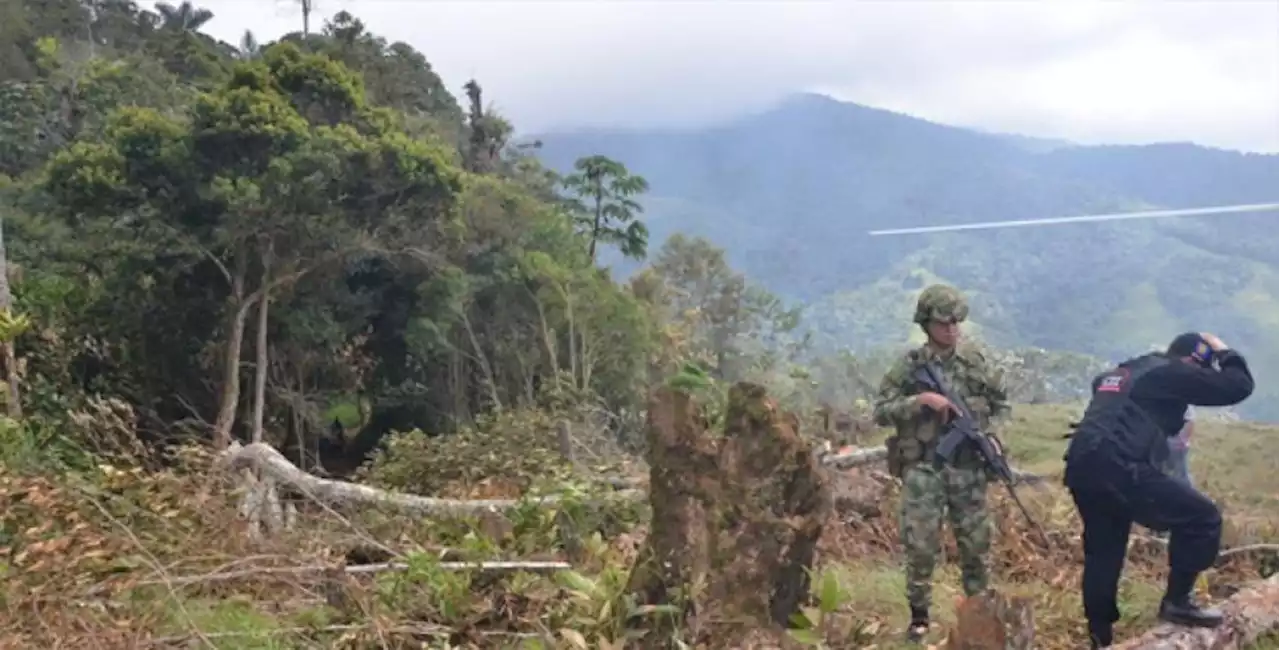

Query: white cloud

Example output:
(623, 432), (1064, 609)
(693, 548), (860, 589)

(195, 0), (1279, 153)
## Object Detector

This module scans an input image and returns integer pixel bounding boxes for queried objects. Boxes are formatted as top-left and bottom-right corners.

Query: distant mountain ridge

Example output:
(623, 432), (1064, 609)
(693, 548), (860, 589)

(530, 92), (1280, 421)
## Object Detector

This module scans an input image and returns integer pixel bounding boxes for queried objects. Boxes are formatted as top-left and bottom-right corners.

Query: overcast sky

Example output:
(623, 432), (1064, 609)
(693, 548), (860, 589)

(197, 0), (1279, 153)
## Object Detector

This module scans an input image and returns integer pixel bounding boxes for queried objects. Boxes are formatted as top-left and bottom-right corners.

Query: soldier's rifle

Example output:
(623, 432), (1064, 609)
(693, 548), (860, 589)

(913, 361), (1052, 547)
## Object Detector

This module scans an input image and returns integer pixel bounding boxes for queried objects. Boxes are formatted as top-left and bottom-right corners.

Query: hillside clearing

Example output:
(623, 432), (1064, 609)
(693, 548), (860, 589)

(2, 404), (1275, 648)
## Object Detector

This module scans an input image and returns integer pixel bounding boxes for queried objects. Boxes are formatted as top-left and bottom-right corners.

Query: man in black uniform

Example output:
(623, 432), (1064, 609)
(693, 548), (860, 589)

(1064, 332), (1255, 648)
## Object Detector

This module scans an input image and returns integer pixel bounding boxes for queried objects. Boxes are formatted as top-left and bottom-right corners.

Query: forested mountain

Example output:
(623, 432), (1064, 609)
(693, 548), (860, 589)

(532, 93), (1280, 421)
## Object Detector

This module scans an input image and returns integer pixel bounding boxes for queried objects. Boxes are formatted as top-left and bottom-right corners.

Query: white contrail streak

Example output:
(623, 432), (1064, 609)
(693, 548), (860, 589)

(866, 203), (1280, 237)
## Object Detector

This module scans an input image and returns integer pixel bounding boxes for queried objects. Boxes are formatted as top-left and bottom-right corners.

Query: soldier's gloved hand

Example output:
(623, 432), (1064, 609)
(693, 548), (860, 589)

(916, 391), (962, 421)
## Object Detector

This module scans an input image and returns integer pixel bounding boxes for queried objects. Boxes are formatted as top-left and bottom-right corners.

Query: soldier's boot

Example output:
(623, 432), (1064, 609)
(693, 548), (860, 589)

(905, 606), (929, 643)
(1159, 570), (1223, 628)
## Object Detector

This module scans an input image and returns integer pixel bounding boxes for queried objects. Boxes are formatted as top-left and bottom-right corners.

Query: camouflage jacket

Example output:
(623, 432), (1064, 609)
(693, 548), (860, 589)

(872, 342), (1011, 469)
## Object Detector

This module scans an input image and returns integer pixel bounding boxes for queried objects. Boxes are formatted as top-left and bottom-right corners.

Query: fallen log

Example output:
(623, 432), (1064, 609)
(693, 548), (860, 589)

(220, 439), (1046, 523)
(1111, 574), (1279, 650)
(219, 441), (644, 517)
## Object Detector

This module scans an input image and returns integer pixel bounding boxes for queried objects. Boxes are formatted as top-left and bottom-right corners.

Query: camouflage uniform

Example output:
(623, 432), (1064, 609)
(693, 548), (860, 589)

(872, 284), (1010, 630)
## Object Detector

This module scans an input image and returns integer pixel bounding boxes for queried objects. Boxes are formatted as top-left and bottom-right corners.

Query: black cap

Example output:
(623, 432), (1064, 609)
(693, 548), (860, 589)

(1167, 332), (1213, 366)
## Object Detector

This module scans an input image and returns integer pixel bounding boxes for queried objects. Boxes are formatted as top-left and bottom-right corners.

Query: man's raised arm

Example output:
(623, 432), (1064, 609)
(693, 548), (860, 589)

(1145, 348), (1255, 408)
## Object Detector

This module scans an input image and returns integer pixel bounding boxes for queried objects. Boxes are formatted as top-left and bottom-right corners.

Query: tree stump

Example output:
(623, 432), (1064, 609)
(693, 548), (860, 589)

(625, 387), (721, 641)
(627, 382), (832, 648)
(944, 590), (1035, 649)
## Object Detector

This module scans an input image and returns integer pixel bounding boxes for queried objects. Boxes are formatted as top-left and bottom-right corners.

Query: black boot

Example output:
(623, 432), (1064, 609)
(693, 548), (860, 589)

(905, 606), (929, 643)
(1159, 570), (1223, 628)
(1088, 621), (1113, 648)
(1158, 596), (1223, 628)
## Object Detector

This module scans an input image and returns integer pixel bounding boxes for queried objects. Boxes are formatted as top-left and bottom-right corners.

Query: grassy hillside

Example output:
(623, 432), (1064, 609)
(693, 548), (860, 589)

(531, 93), (1280, 420)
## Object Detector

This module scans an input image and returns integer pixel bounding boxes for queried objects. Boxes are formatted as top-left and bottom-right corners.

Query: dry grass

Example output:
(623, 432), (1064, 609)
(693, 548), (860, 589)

(0, 438), (654, 649)
(0, 404), (1274, 649)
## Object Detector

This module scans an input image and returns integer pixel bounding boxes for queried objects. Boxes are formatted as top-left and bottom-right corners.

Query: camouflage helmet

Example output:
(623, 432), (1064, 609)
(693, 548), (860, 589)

(913, 284), (969, 325)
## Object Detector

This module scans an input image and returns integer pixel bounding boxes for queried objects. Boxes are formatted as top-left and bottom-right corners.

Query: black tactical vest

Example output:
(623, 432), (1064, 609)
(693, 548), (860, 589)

(1066, 354), (1171, 466)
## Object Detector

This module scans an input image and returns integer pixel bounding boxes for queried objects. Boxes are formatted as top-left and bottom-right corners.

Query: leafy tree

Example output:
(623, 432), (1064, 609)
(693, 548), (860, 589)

(39, 41), (462, 446)
(633, 233), (801, 381)
(561, 155), (650, 263)
(155, 1), (213, 32)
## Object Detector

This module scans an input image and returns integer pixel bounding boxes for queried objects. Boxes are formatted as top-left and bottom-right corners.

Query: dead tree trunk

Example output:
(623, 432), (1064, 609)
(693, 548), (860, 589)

(627, 382), (832, 648)
(213, 253), (250, 448)
(250, 240), (272, 444)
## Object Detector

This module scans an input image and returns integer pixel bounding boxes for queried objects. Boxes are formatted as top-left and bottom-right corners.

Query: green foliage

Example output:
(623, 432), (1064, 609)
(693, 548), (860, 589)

(787, 566), (874, 648)
(0, 0), (659, 465)
(356, 409), (576, 496)
(666, 362), (711, 392)
(562, 154), (651, 262)
(0, 415), (90, 473)
(549, 566), (681, 647)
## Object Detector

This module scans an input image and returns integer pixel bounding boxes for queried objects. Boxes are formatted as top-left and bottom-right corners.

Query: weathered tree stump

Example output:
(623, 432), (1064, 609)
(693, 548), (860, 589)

(625, 387), (721, 642)
(944, 590), (1035, 649)
(627, 382), (832, 648)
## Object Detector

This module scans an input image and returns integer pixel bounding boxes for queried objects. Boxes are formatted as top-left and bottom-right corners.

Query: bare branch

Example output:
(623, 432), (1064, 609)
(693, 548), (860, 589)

(219, 441), (646, 516)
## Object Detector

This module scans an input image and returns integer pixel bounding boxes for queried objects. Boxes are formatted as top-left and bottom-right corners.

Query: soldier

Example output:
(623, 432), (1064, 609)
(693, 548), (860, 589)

(1065, 332), (1254, 648)
(873, 284), (1010, 643)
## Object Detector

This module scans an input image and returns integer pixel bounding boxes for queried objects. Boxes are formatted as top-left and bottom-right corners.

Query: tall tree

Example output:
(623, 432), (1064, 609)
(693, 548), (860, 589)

(634, 233), (802, 380)
(462, 79), (511, 174)
(296, 0), (313, 36)
(238, 29), (259, 59)
(561, 155), (650, 263)
(41, 41), (462, 446)
(154, 1), (213, 32)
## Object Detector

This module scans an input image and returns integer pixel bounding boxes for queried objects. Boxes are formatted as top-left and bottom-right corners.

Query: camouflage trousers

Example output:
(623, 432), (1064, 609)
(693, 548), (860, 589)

(899, 463), (992, 612)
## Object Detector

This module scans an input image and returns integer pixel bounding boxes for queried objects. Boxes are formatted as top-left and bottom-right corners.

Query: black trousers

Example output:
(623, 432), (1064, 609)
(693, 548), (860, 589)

(1064, 445), (1222, 632)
